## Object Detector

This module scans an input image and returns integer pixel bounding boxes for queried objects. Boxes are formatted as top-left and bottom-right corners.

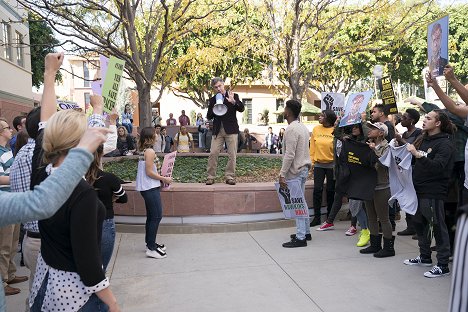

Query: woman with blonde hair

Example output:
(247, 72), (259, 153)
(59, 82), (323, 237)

(136, 127), (172, 259)
(30, 110), (120, 311)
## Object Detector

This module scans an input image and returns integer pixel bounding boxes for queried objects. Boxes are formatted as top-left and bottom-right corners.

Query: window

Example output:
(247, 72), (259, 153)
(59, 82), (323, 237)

(2, 22), (12, 61)
(15, 32), (23, 67)
(243, 98), (252, 124)
(276, 99), (284, 123)
(83, 61), (90, 87)
(84, 92), (91, 107)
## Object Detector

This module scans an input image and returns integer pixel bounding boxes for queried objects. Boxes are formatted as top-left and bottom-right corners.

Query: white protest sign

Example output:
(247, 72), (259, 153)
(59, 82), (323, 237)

(274, 179), (309, 219)
(321, 92), (345, 115)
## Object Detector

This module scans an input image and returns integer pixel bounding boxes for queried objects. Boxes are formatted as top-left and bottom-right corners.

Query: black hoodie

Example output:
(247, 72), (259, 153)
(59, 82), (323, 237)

(412, 132), (454, 200)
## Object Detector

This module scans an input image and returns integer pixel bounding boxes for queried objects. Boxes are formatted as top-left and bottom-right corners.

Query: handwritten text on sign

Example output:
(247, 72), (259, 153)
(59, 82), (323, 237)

(274, 179), (309, 219)
(161, 151), (177, 190)
(102, 56), (125, 113)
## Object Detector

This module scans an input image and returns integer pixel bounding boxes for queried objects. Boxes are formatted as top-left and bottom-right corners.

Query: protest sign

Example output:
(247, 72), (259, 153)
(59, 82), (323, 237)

(91, 55), (109, 95)
(321, 92), (345, 116)
(56, 100), (82, 112)
(102, 56), (125, 113)
(428, 16), (449, 77)
(161, 151), (177, 190)
(274, 179), (309, 219)
(339, 90), (373, 127)
(377, 76), (398, 114)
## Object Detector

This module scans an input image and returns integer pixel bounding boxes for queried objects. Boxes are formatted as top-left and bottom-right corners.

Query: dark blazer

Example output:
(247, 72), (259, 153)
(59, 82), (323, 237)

(207, 92), (245, 135)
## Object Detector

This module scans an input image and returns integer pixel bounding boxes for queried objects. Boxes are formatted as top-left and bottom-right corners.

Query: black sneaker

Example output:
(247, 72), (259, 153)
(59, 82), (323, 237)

(290, 233), (312, 241)
(403, 256), (432, 266)
(397, 228), (416, 236)
(424, 265), (450, 278)
(282, 237), (307, 248)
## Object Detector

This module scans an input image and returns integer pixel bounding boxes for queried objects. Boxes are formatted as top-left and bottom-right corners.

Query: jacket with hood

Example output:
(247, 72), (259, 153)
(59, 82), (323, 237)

(412, 132), (455, 200)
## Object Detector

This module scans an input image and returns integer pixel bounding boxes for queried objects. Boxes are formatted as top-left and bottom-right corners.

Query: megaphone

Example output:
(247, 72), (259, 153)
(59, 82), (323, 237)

(213, 93), (227, 116)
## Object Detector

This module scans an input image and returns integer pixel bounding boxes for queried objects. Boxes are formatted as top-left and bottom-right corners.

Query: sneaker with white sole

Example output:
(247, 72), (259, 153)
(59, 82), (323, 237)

(157, 243), (166, 252)
(345, 226), (357, 236)
(146, 248), (167, 259)
(424, 265), (450, 278)
(403, 256), (432, 266)
(316, 221), (334, 231)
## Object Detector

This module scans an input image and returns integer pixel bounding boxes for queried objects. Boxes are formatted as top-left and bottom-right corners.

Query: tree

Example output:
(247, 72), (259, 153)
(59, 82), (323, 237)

(19, 0), (235, 127)
(167, 2), (269, 108)
(28, 12), (60, 88)
(260, 0), (435, 101)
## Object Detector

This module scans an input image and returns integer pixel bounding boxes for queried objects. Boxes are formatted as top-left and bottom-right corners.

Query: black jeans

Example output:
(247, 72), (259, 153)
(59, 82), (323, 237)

(413, 198), (451, 266)
(313, 166), (335, 217)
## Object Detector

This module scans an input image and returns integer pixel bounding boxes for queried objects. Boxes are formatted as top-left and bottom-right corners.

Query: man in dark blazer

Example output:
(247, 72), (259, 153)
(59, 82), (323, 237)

(206, 77), (245, 185)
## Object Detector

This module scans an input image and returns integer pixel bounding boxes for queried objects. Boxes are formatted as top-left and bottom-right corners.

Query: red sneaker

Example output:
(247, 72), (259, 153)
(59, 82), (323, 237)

(316, 221), (334, 231)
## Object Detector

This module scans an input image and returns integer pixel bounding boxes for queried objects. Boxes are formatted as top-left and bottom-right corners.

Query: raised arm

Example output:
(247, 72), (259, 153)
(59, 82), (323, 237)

(41, 53), (64, 122)
(426, 71), (468, 119)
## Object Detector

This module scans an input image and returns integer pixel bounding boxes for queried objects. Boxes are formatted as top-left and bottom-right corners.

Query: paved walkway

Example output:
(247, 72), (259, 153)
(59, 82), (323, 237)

(7, 220), (451, 312)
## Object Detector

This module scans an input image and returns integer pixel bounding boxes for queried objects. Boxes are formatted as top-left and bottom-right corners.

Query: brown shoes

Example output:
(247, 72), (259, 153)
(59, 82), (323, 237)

(7, 275), (28, 284)
(226, 179), (236, 185)
(4, 285), (20, 296)
(205, 178), (214, 185)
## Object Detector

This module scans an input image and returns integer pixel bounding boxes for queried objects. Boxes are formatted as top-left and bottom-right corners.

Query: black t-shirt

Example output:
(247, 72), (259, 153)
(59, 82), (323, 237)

(36, 167), (106, 287)
(337, 139), (377, 201)
(93, 169), (127, 219)
(384, 120), (395, 142)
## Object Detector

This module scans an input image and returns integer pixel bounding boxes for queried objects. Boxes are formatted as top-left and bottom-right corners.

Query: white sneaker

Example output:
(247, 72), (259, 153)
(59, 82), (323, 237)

(157, 243), (166, 252)
(146, 248), (167, 259)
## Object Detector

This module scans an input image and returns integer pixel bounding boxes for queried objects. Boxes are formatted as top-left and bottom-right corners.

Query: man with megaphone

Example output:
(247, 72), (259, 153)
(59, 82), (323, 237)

(205, 77), (245, 185)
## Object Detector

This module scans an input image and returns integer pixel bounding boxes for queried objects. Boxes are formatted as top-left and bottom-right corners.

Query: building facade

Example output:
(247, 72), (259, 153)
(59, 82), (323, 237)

(0, 0), (32, 122)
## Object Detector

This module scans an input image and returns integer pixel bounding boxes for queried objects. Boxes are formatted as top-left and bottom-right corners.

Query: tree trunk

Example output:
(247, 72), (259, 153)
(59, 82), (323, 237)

(136, 80), (152, 128)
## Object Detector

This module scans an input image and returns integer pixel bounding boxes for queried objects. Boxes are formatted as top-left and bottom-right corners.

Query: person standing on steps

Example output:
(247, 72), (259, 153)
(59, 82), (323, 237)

(279, 100), (312, 248)
(205, 77), (244, 186)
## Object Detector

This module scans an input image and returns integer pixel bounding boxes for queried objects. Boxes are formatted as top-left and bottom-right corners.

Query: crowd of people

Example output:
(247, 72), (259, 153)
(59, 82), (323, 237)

(2, 49), (468, 311)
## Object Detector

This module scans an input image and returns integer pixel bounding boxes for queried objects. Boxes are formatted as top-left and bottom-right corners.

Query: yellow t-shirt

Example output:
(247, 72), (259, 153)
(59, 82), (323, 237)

(175, 132), (193, 153)
(309, 125), (334, 165)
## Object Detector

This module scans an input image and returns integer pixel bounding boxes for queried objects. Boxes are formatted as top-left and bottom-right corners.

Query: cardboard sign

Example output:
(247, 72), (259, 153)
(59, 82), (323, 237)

(102, 56), (125, 113)
(377, 76), (398, 114)
(161, 151), (177, 190)
(274, 179), (309, 219)
(56, 100), (82, 112)
(428, 16), (449, 78)
(339, 90), (373, 127)
(321, 92), (345, 115)
(91, 55), (109, 95)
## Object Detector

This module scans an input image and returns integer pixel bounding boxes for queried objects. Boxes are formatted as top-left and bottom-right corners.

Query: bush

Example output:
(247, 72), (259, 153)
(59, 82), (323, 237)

(103, 156), (283, 183)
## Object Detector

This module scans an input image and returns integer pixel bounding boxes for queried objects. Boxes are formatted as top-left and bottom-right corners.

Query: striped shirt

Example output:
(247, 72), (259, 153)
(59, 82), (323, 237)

(0, 145), (14, 191)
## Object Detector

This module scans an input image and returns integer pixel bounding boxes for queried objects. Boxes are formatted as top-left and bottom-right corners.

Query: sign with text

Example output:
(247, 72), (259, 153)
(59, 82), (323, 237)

(377, 76), (398, 114)
(321, 92), (345, 115)
(56, 100), (82, 112)
(91, 55), (109, 95)
(161, 151), (177, 190)
(274, 179), (309, 219)
(102, 56), (125, 113)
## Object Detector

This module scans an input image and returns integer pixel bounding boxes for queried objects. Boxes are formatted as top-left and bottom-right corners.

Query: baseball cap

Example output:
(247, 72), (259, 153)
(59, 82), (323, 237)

(367, 122), (388, 137)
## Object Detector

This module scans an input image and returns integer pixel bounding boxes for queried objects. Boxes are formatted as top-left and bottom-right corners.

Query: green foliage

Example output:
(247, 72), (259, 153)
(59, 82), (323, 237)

(28, 13), (61, 88)
(103, 156), (283, 183)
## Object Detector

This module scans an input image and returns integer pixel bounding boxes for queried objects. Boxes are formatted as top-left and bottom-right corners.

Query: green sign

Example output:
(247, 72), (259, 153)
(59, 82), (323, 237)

(102, 56), (125, 113)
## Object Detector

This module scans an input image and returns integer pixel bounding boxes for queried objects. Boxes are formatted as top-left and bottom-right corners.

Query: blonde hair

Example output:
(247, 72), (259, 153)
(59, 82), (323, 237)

(42, 110), (87, 165)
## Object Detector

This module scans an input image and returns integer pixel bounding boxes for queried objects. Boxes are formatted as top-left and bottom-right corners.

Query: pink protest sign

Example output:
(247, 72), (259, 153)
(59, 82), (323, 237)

(161, 151), (177, 190)
(91, 55), (109, 95)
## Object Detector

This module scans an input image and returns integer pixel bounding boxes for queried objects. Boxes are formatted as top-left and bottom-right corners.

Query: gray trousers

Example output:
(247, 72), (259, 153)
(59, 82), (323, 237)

(365, 188), (392, 239)
(413, 198), (451, 266)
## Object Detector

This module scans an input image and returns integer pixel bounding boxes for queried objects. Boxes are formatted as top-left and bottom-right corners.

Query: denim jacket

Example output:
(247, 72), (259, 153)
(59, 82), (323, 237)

(0, 148), (93, 312)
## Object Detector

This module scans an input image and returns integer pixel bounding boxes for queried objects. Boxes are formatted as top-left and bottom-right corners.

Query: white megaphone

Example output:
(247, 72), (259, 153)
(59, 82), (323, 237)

(213, 93), (227, 116)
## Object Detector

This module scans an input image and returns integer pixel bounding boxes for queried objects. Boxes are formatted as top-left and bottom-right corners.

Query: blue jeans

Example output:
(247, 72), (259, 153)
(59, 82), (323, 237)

(198, 132), (204, 148)
(295, 168), (310, 240)
(140, 187), (163, 250)
(122, 123), (133, 135)
(101, 218), (115, 271)
(31, 272), (108, 311)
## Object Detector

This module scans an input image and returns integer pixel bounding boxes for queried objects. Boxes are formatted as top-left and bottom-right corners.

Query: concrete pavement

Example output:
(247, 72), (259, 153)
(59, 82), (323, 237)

(6, 220), (451, 312)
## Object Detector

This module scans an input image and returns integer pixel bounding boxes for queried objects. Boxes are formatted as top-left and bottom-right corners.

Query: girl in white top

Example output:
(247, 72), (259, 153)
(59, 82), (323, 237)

(175, 126), (193, 153)
(136, 127), (172, 259)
